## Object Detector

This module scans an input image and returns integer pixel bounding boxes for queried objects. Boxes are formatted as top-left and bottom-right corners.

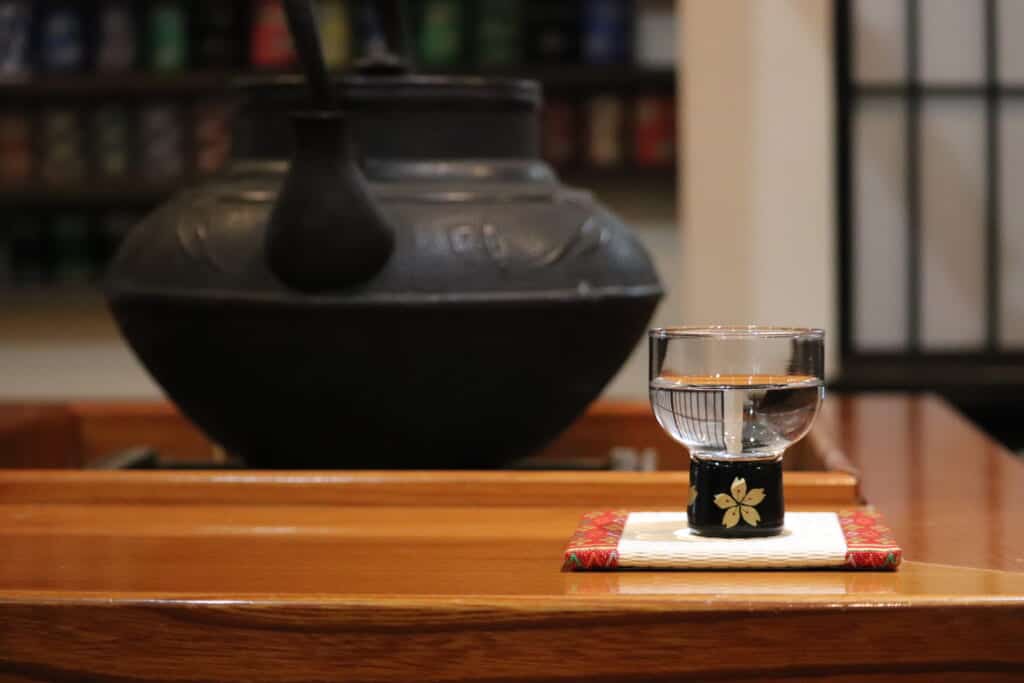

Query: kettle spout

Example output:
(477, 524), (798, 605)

(266, 112), (395, 292)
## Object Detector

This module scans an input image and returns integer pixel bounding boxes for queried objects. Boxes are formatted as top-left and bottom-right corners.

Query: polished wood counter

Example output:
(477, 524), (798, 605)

(1, 394), (1023, 682)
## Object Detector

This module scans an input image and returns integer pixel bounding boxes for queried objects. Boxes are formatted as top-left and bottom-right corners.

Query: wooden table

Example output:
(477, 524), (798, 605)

(1, 394), (1023, 682)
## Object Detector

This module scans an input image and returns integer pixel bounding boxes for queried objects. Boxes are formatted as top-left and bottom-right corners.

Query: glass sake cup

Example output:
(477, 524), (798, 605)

(649, 326), (825, 537)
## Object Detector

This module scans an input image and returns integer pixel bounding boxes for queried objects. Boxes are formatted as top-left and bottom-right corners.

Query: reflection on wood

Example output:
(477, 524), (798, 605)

(836, 394), (1024, 571)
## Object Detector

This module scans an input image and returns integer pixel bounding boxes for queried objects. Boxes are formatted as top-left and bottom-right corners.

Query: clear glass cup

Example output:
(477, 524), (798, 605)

(649, 326), (825, 536)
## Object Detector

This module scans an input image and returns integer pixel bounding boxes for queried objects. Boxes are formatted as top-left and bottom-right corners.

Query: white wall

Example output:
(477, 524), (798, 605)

(0, 292), (162, 398)
(679, 0), (838, 375)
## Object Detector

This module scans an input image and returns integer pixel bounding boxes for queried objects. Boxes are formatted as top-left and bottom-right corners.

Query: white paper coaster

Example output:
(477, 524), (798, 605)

(616, 512), (849, 569)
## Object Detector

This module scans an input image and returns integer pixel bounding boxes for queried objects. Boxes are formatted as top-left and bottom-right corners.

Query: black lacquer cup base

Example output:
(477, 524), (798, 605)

(688, 455), (784, 537)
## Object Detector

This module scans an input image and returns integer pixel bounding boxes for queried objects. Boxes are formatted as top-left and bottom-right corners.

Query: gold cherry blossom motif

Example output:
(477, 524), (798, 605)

(688, 486), (698, 506)
(713, 477), (766, 528)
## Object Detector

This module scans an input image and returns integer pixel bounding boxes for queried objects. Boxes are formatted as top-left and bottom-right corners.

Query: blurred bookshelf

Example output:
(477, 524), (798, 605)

(0, 0), (677, 290)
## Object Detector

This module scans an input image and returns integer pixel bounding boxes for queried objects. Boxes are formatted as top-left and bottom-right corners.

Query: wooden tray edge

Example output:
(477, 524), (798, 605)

(0, 469), (859, 507)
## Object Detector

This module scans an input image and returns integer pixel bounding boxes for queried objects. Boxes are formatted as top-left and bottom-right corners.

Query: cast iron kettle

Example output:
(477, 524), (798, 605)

(105, 0), (663, 468)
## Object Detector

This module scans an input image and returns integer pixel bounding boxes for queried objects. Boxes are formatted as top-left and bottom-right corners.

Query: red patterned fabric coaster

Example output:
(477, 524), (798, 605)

(562, 509), (901, 571)
(837, 509), (903, 569)
(563, 510), (629, 570)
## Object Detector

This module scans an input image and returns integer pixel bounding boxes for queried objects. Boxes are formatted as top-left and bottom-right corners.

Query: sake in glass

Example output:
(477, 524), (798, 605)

(649, 326), (824, 537)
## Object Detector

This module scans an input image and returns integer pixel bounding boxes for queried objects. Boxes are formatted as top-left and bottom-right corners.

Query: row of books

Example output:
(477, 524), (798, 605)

(0, 0), (674, 75)
(544, 94), (675, 169)
(0, 102), (232, 188)
(0, 91), (674, 195)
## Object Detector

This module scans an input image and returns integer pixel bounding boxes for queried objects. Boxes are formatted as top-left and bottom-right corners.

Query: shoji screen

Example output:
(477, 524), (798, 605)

(838, 0), (1024, 384)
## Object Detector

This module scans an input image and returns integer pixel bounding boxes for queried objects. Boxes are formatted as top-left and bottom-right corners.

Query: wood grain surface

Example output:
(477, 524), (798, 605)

(0, 395), (1022, 682)
(0, 591), (1023, 683)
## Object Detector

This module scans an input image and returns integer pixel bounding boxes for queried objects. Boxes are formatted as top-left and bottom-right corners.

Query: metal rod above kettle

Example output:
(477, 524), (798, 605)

(284, 0), (413, 85)
(281, 0), (335, 107)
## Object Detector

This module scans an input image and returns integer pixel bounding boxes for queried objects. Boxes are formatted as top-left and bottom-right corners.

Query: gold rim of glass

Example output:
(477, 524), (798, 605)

(648, 325), (825, 339)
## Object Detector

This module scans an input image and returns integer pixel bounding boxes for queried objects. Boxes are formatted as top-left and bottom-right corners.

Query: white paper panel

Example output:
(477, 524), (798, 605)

(919, 0), (984, 84)
(998, 0), (1024, 84)
(999, 100), (1024, 347)
(853, 100), (909, 351)
(853, 0), (907, 83)
(920, 101), (987, 350)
